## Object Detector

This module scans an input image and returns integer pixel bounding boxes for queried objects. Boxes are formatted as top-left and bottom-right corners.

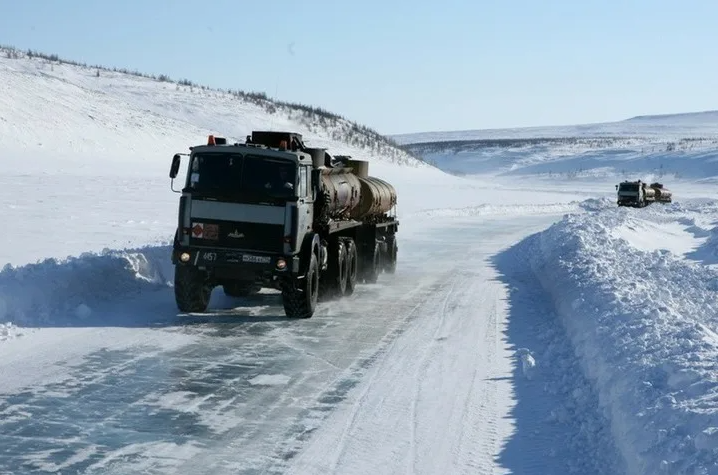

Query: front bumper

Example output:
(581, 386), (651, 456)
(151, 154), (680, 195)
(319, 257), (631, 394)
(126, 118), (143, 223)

(172, 246), (300, 275)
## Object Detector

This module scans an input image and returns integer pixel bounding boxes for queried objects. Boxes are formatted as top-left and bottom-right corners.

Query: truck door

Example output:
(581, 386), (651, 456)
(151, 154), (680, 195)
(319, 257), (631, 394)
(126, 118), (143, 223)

(288, 165), (313, 254)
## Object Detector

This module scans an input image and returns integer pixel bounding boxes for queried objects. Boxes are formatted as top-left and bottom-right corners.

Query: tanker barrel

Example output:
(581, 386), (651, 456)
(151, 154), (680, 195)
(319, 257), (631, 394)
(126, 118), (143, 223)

(305, 148), (326, 168)
(351, 176), (397, 219)
(319, 170), (362, 219)
(345, 159), (369, 178)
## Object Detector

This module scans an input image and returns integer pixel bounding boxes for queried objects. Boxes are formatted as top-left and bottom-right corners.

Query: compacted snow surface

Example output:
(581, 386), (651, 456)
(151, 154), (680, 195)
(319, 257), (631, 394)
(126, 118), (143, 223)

(5, 49), (718, 474)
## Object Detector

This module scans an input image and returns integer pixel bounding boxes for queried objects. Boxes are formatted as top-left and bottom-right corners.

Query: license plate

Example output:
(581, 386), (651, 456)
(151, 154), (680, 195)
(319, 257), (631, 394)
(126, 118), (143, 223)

(242, 254), (271, 264)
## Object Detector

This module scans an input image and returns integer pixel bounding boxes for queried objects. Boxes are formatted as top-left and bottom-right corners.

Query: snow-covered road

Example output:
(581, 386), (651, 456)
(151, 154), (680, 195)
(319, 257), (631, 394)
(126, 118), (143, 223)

(0, 212), (620, 474)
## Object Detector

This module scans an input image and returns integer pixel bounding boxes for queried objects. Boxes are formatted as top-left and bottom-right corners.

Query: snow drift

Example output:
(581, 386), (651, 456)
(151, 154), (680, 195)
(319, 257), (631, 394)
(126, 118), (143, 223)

(509, 201), (718, 474)
(0, 245), (172, 331)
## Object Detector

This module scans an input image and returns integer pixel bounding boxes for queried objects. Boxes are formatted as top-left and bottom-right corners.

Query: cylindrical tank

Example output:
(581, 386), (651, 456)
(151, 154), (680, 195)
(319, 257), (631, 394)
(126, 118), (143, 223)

(351, 176), (397, 219)
(319, 169), (361, 218)
(655, 188), (673, 200)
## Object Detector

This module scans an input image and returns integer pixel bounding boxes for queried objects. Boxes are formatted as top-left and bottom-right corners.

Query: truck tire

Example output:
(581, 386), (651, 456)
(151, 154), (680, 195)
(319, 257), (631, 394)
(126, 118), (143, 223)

(384, 236), (397, 274)
(281, 252), (319, 318)
(345, 238), (358, 295)
(337, 240), (348, 295)
(320, 238), (348, 300)
(223, 281), (260, 298)
(174, 265), (212, 313)
(363, 241), (381, 284)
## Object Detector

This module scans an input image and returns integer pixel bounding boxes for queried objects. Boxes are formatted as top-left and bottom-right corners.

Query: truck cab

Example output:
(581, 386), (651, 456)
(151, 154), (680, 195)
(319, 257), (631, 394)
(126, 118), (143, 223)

(169, 132), (317, 315)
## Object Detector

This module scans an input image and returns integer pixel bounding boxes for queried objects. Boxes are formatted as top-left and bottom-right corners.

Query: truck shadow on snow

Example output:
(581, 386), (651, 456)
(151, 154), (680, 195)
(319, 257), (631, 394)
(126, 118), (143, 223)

(490, 241), (624, 475)
(0, 245), (303, 329)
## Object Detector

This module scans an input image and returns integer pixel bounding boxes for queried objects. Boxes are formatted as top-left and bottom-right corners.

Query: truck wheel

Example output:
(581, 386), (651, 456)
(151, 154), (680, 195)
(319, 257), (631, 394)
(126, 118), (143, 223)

(337, 240), (348, 295)
(281, 252), (319, 318)
(174, 265), (212, 313)
(384, 236), (397, 274)
(345, 239), (358, 295)
(363, 241), (381, 284)
(320, 238), (348, 300)
(223, 281), (260, 298)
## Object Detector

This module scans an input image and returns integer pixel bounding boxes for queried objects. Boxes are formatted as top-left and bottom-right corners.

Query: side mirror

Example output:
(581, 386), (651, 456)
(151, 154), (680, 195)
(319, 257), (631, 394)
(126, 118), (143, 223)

(169, 154), (181, 179)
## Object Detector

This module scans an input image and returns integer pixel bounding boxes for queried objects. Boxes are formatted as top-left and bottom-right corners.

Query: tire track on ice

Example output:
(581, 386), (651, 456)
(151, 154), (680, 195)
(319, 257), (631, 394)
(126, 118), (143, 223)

(406, 273), (460, 474)
(175, 267), (454, 475)
(323, 273), (458, 474)
(285, 264), (505, 475)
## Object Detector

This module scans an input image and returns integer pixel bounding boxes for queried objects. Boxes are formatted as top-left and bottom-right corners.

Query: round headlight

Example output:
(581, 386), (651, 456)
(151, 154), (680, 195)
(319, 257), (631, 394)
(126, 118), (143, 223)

(180, 252), (191, 262)
(276, 258), (287, 270)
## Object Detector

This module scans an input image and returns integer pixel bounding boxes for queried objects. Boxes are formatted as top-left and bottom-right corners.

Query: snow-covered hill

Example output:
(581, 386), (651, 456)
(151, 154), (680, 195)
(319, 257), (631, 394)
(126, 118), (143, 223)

(1, 47), (424, 173)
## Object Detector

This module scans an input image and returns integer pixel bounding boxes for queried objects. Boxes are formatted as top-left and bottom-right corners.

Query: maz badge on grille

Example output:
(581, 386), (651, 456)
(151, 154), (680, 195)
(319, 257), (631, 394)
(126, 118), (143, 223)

(228, 230), (245, 239)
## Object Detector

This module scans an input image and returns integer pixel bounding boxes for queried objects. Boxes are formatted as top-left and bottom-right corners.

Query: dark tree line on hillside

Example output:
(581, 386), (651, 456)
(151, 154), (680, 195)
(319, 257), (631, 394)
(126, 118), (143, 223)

(1, 45), (423, 167)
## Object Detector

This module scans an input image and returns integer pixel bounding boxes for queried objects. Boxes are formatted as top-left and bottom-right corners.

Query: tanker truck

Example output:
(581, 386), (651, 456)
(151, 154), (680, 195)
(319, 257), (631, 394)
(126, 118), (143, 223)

(616, 180), (673, 207)
(167, 131), (399, 318)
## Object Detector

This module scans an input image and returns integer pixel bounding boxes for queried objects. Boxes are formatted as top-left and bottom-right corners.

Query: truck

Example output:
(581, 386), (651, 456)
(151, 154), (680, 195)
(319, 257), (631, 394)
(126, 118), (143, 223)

(616, 180), (673, 207)
(167, 131), (399, 319)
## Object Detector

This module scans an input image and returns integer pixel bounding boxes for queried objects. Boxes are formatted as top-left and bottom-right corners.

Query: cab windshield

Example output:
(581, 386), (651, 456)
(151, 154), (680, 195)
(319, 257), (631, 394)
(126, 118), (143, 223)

(186, 153), (296, 199)
(618, 183), (639, 192)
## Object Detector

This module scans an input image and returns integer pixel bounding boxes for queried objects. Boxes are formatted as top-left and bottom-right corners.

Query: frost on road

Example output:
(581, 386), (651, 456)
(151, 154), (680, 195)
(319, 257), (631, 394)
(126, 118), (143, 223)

(0, 213), (622, 474)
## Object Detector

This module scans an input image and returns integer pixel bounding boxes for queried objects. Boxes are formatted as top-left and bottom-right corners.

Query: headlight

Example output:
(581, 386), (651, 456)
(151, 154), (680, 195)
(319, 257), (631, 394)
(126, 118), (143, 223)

(180, 252), (191, 262)
(276, 258), (287, 270)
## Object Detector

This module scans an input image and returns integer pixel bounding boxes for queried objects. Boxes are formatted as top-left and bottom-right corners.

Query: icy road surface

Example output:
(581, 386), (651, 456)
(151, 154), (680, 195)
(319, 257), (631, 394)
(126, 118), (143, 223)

(0, 211), (621, 474)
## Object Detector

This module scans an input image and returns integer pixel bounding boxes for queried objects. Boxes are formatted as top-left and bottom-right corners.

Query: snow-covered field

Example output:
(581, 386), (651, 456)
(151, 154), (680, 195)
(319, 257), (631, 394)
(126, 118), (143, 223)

(5, 48), (718, 474)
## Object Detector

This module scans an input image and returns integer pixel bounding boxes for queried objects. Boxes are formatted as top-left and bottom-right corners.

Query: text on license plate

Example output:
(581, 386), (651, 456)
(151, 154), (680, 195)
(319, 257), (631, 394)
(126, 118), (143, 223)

(242, 254), (271, 264)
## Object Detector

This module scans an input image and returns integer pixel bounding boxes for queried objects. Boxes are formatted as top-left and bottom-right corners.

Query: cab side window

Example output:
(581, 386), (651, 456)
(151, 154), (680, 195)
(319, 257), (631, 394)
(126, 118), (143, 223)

(299, 166), (307, 198)
(306, 167), (312, 199)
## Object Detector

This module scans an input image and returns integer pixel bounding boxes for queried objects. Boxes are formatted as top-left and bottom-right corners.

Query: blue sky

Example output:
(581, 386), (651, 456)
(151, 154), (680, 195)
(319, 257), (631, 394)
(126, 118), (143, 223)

(1, 0), (717, 135)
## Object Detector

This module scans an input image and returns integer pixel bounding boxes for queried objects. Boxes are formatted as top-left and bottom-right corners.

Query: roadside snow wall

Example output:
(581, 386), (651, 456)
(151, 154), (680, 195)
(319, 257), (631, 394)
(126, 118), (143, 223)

(516, 204), (718, 475)
(0, 245), (173, 327)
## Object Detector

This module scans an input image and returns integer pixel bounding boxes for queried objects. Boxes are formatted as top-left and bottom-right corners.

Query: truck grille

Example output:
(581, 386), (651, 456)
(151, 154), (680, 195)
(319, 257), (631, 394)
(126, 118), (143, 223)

(189, 219), (285, 253)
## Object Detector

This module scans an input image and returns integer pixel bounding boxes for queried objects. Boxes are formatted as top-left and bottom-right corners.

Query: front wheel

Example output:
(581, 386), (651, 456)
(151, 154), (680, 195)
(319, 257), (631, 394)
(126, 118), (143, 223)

(281, 252), (319, 318)
(174, 265), (212, 313)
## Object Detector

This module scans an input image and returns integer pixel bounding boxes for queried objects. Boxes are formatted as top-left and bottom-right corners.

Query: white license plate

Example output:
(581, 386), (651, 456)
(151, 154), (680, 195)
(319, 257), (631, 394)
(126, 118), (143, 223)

(242, 254), (271, 264)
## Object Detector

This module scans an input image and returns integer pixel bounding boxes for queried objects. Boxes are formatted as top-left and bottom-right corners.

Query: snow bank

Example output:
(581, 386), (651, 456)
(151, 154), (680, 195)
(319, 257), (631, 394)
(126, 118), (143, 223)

(0, 245), (172, 329)
(511, 203), (718, 474)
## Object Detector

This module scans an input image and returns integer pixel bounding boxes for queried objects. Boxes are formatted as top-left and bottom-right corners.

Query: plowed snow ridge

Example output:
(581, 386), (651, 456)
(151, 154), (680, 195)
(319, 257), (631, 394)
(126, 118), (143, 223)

(515, 201), (718, 475)
(0, 245), (172, 329)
